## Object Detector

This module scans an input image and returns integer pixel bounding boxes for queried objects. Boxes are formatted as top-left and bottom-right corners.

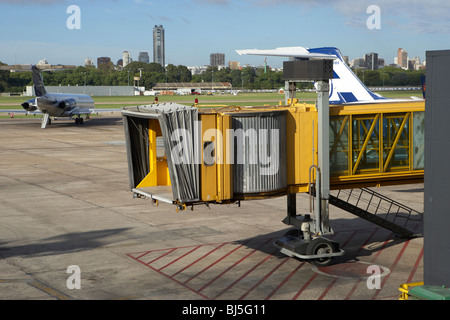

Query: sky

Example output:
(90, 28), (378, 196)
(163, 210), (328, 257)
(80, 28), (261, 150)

(1, 0), (450, 68)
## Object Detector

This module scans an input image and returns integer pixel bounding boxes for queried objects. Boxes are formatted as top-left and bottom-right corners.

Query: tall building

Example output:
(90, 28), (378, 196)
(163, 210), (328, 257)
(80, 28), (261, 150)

(123, 51), (132, 67)
(409, 57), (421, 70)
(153, 25), (165, 67)
(365, 52), (378, 70)
(397, 48), (408, 69)
(210, 53), (225, 67)
(343, 56), (349, 66)
(84, 58), (94, 67)
(138, 52), (150, 64)
(351, 57), (365, 68)
(97, 57), (111, 68)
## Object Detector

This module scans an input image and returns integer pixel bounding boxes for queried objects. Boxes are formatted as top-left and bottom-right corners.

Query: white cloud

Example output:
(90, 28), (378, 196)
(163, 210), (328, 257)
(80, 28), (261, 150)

(249, 0), (450, 34)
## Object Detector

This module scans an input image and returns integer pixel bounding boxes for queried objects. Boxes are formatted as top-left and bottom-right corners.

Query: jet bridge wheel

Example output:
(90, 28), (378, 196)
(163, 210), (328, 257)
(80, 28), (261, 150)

(306, 238), (335, 267)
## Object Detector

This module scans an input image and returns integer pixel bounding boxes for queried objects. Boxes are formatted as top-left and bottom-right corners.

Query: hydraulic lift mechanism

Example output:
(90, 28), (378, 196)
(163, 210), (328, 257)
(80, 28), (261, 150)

(274, 59), (344, 266)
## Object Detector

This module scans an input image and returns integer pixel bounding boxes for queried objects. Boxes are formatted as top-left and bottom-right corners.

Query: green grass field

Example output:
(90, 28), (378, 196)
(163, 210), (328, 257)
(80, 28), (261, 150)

(0, 91), (424, 115)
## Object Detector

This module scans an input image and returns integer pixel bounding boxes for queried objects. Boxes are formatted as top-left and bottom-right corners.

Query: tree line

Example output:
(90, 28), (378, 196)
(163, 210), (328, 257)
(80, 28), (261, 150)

(0, 61), (425, 93)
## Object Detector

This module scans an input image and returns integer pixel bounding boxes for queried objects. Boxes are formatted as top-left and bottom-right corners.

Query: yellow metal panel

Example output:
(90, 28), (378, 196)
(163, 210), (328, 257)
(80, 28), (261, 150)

(330, 100), (424, 115)
(286, 108), (297, 185)
(157, 159), (170, 186)
(136, 120), (157, 188)
(218, 114), (233, 201)
(286, 105), (318, 187)
(200, 114), (218, 202)
(136, 119), (170, 188)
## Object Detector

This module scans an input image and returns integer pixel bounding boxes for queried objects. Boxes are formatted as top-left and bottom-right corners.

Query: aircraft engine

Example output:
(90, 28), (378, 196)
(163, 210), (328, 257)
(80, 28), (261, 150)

(21, 100), (37, 112)
(58, 98), (76, 109)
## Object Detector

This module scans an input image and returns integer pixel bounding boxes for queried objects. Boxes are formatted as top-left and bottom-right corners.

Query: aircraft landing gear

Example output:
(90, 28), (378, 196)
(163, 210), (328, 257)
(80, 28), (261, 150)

(75, 117), (84, 125)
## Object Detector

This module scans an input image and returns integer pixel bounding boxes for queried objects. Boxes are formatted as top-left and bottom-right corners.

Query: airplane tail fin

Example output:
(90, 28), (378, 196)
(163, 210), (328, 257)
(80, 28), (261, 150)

(31, 66), (46, 97)
(236, 46), (388, 105)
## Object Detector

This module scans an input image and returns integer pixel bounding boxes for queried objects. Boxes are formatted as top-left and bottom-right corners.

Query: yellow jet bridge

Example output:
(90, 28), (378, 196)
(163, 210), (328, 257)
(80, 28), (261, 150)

(122, 99), (424, 207)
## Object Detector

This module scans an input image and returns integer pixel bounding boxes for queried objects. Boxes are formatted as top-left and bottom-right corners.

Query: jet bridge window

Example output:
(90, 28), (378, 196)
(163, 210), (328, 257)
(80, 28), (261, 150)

(352, 114), (381, 174)
(156, 136), (165, 159)
(330, 115), (349, 176)
(412, 111), (424, 170)
(382, 113), (410, 172)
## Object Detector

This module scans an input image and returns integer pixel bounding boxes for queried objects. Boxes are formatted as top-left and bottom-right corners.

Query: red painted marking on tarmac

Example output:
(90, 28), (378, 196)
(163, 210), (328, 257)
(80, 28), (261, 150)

(318, 278), (338, 300)
(344, 228), (379, 300)
(128, 240), (276, 300)
(197, 239), (270, 293)
(127, 250), (210, 300)
(372, 239), (410, 300)
(146, 248), (176, 265)
(158, 246), (201, 271)
(213, 243), (277, 300)
(236, 257), (290, 300)
(291, 273), (318, 300)
(183, 241), (248, 285)
(406, 247), (423, 284)
(316, 230), (358, 300)
(263, 261), (304, 300)
(171, 242), (229, 278)
(127, 228), (419, 300)
(341, 230), (358, 248)
(372, 233), (393, 262)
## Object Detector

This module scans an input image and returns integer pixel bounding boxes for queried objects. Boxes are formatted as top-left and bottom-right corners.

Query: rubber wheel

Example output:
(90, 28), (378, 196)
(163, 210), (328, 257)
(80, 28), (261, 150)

(306, 238), (335, 267)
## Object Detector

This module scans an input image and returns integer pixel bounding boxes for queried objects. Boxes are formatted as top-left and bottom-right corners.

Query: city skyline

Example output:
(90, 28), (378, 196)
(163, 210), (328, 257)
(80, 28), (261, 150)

(1, 1), (450, 68)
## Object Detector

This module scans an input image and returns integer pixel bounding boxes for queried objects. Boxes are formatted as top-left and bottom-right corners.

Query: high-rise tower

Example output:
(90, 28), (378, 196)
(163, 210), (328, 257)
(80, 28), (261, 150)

(123, 51), (131, 67)
(210, 53), (225, 67)
(138, 52), (150, 64)
(397, 48), (408, 69)
(153, 25), (165, 67)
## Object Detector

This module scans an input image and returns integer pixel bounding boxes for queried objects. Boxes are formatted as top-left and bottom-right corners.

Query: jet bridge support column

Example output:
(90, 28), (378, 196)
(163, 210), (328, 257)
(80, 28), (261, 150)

(274, 59), (343, 266)
(316, 80), (332, 235)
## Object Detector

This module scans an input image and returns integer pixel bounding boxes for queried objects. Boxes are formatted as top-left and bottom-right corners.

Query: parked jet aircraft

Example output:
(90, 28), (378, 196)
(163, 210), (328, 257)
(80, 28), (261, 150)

(236, 46), (424, 104)
(0, 64), (120, 128)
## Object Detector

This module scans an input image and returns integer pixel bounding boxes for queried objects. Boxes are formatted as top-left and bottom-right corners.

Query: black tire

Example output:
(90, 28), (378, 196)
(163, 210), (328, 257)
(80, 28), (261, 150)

(306, 238), (335, 267)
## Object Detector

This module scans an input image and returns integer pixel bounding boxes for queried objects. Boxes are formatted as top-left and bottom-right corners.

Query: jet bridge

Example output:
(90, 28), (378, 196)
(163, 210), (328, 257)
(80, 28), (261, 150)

(121, 61), (424, 266)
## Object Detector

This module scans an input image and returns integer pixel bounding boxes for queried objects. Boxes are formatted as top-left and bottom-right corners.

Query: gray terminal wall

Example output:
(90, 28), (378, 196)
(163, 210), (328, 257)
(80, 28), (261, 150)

(424, 49), (450, 287)
(26, 86), (140, 96)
